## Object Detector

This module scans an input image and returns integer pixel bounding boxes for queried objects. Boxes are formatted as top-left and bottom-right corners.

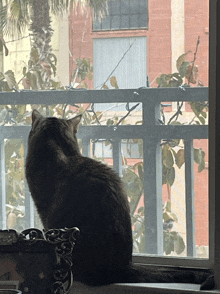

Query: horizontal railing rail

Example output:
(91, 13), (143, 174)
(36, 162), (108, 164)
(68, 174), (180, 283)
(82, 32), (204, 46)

(0, 87), (208, 104)
(0, 87), (209, 260)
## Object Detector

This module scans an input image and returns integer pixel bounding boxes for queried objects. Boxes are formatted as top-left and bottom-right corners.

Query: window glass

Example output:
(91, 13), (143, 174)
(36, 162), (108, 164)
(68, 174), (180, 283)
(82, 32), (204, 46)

(0, 0), (209, 263)
(130, 0), (140, 14)
(93, 0), (148, 30)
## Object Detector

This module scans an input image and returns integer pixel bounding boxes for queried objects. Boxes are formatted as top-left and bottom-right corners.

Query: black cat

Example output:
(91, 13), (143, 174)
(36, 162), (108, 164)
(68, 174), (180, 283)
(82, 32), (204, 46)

(25, 109), (214, 289)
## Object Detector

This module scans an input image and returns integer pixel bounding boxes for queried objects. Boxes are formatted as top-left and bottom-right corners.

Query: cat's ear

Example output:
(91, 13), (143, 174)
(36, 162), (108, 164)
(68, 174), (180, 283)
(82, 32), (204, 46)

(32, 110), (43, 130)
(67, 114), (82, 133)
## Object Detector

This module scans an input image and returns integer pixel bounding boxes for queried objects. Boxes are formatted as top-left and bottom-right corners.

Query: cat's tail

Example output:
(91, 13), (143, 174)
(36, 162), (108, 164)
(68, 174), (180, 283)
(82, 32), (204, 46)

(125, 264), (214, 290)
(75, 263), (214, 290)
(120, 264), (215, 291)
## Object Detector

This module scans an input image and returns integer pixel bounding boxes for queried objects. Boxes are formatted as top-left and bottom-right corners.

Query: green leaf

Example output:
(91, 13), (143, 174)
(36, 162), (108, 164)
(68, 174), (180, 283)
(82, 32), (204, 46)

(156, 74), (170, 87)
(198, 161), (206, 173)
(156, 77), (161, 85)
(30, 47), (39, 64)
(138, 206), (144, 214)
(0, 72), (5, 81)
(26, 72), (37, 90)
(194, 148), (206, 172)
(51, 80), (61, 89)
(162, 164), (168, 185)
(201, 111), (207, 118)
(137, 165), (143, 182)
(164, 200), (171, 212)
(169, 212), (178, 222)
(194, 148), (204, 164)
(163, 231), (174, 255)
(176, 149), (185, 168)
(173, 232), (185, 254)
(87, 72), (93, 80)
(163, 212), (170, 221)
(170, 121), (182, 125)
(0, 81), (11, 91)
(176, 51), (192, 71)
(106, 119), (114, 126)
(110, 76), (119, 89)
(48, 53), (57, 65)
(122, 168), (137, 183)
(166, 167), (175, 186)
(50, 63), (57, 77)
(198, 116), (205, 125)
(179, 61), (191, 78)
(163, 148), (174, 169)
(23, 67), (27, 76)
(4, 70), (18, 89)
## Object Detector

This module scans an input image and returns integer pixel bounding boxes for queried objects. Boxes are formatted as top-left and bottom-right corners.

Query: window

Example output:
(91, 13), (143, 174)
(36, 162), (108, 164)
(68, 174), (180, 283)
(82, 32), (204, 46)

(1, 0), (220, 290)
(93, 0), (148, 31)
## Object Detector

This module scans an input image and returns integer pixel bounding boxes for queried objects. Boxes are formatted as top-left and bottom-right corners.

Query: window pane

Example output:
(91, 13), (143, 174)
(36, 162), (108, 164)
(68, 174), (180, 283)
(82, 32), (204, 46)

(93, 0), (148, 31)
(1, 0), (209, 264)
(130, 14), (139, 29)
(93, 18), (101, 30)
(139, 0), (147, 12)
(111, 15), (120, 30)
(109, 0), (120, 15)
(121, 0), (130, 14)
(130, 0), (140, 14)
(101, 15), (111, 30)
(121, 15), (130, 29)
(139, 13), (148, 28)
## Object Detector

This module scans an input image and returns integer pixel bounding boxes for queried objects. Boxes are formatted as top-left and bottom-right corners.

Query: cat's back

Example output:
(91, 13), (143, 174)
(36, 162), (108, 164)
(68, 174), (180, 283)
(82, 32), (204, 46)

(58, 154), (130, 221)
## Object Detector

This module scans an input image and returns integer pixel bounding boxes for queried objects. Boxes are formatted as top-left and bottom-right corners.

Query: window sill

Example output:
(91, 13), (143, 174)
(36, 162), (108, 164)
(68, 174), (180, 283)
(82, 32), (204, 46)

(69, 282), (220, 294)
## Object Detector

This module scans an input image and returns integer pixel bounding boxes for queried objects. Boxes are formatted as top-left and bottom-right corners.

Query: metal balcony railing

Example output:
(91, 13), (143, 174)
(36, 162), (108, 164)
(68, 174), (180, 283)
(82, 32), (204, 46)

(0, 87), (208, 257)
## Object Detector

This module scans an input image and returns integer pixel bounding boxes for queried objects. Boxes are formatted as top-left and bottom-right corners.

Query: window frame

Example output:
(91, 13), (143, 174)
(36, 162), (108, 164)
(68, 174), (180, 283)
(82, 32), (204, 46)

(131, 0), (216, 274)
(0, 0), (219, 290)
(92, 0), (149, 32)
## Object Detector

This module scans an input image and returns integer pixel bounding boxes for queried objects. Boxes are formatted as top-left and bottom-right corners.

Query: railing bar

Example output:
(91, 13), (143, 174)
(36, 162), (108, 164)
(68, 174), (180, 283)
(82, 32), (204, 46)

(184, 139), (196, 257)
(143, 138), (163, 254)
(0, 87), (209, 104)
(81, 138), (91, 157)
(0, 138), (6, 229)
(112, 139), (122, 177)
(23, 138), (34, 228)
(0, 125), (208, 140)
(142, 96), (163, 254)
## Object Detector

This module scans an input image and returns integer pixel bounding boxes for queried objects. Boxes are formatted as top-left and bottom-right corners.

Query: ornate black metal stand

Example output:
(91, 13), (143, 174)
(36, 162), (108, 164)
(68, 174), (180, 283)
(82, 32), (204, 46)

(0, 227), (80, 294)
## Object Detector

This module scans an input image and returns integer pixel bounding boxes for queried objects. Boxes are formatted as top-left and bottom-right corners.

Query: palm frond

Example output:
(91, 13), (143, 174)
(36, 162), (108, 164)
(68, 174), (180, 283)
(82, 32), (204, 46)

(0, 0), (32, 38)
(49, 0), (108, 17)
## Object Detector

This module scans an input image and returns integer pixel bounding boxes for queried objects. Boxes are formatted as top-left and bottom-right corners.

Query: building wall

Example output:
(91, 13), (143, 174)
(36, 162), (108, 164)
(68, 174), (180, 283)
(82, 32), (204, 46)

(68, 0), (209, 252)
(69, 0), (172, 88)
(3, 14), (69, 88)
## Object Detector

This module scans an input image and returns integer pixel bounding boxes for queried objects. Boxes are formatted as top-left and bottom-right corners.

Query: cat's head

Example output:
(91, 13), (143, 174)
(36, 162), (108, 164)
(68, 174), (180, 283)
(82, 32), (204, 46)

(31, 109), (82, 134)
(28, 109), (82, 155)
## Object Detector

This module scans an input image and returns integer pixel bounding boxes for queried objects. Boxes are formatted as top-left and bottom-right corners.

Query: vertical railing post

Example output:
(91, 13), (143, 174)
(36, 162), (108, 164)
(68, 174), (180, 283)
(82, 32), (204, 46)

(142, 97), (163, 254)
(112, 139), (122, 177)
(0, 137), (6, 229)
(184, 139), (196, 256)
(82, 138), (91, 157)
(143, 138), (163, 254)
(24, 137), (35, 228)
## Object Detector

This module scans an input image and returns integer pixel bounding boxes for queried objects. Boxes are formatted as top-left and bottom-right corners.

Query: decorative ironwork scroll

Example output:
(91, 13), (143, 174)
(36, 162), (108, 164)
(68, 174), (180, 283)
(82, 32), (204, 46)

(0, 227), (80, 294)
